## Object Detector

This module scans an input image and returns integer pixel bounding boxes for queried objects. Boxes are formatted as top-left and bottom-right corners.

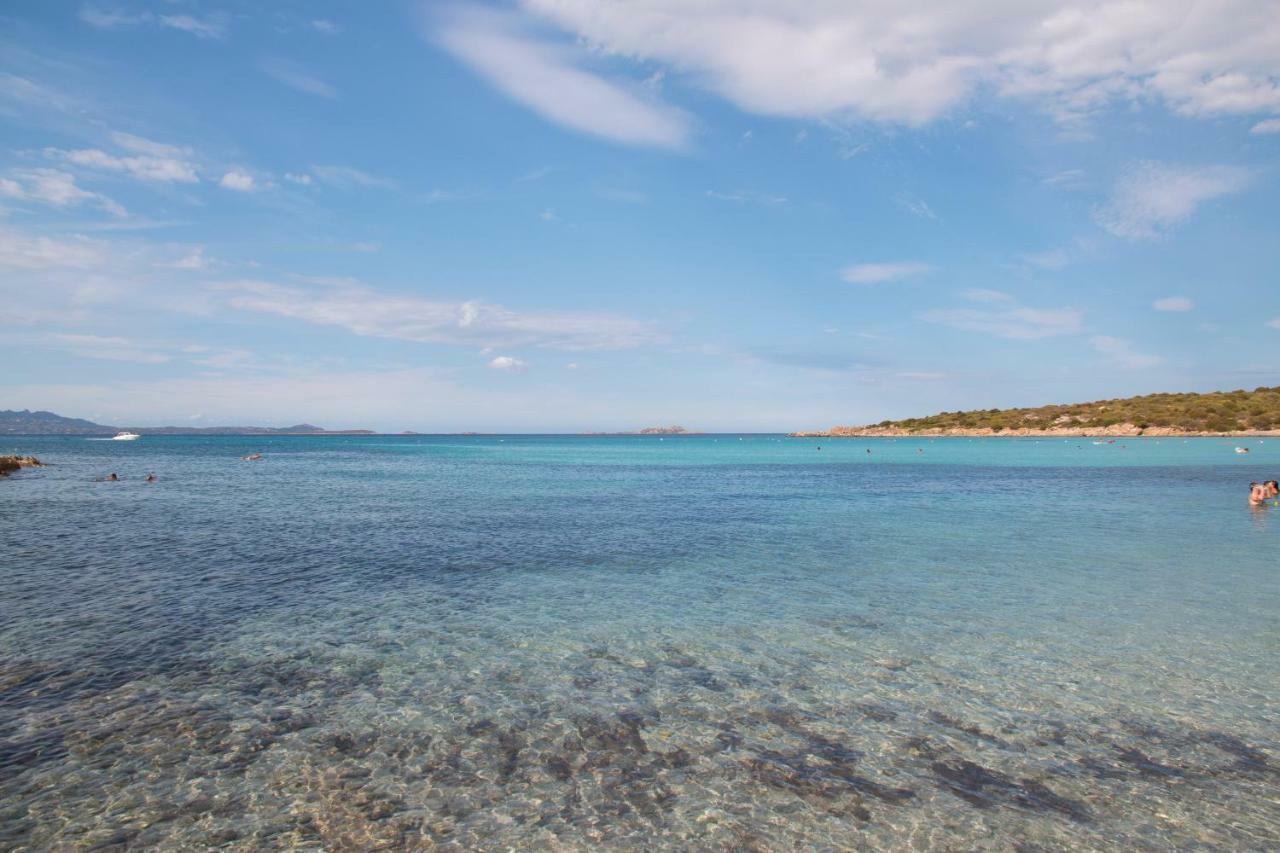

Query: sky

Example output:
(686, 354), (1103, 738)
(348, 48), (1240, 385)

(1, 1), (1278, 432)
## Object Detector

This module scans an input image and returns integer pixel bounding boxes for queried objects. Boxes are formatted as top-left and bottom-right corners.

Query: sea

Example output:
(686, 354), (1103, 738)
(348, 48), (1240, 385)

(1, 434), (1277, 850)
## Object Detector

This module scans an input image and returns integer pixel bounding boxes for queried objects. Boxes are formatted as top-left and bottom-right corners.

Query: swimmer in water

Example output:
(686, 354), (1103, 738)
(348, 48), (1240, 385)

(107, 472), (118, 481)
(1249, 482), (1268, 506)
(1265, 480), (1279, 498)
(145, 473), (156, 483)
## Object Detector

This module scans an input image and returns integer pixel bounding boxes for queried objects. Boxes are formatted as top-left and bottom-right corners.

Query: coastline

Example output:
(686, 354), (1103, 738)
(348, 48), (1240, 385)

(789, 424), (1280, 438)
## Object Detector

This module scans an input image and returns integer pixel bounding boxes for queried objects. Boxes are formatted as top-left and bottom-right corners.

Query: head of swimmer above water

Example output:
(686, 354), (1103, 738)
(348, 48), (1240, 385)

(1249, 482), (1269, 504)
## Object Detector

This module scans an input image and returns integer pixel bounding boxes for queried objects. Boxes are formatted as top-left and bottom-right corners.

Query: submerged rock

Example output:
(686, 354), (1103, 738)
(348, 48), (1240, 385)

(0, 455), (43, 476)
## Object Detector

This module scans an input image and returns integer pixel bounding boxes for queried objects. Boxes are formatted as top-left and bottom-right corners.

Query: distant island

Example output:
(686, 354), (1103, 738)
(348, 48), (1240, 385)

(583, 425), (699, 436)
(793, 387), (1280, 437)
(0, 409), (374, 436)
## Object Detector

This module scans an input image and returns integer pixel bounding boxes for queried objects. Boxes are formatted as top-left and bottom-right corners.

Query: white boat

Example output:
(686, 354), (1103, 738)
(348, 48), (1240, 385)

(1234, 446), (1249, 454)
(111, 431), (140, 441)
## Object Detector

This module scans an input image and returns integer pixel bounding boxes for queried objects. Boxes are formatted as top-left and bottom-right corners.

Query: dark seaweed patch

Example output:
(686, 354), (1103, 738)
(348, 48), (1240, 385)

(931, 760), (1091, 823)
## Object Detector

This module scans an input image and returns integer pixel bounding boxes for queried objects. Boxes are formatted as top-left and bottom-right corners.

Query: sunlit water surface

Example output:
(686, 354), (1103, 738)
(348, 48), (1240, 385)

(2, 435), (1277, 850)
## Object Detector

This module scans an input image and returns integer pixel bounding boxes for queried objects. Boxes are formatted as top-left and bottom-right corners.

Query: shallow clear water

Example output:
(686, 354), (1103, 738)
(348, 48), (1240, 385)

(1, 435), (1277, 850)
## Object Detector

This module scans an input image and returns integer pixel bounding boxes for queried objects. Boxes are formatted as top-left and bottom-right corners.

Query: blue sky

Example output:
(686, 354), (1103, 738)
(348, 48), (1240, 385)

(2, 1), (1278, 431)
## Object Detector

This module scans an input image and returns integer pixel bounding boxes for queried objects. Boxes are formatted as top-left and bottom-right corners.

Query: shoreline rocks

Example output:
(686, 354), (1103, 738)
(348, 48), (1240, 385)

(0, 455), (44, 476)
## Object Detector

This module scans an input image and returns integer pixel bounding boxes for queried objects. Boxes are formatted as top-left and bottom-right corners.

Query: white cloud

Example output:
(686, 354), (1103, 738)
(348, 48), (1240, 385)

(216, 279), (662, 351)
(260, 58), (339, 99)
(0, 228), (105, 270)
(489, 355), (528, 371)
(310, 165), (394, 189)
(157, 14), (226, 39)
(284, 172), (313, 186)
(1252, 117), (1280, 134)
(1094, 161), (1251, 239)
(311, 19), (339, 34)
(840, 262), (933, 284)
(219, 169), (257, 192)
(1266, 317), (1280, 330)
(49, 134), (198, 184)
(0, 168), (125, 217)
(923, 299), (1083, 340)
(434, 7), (689, 149)
(521, 0), (1280, 127)
(1091, 335), (1163, 369)
(1154, 296), (1194, 312)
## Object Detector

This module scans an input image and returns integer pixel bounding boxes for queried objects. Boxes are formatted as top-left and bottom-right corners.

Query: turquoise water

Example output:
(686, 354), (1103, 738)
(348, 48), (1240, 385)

(1, 435), (1277, 849)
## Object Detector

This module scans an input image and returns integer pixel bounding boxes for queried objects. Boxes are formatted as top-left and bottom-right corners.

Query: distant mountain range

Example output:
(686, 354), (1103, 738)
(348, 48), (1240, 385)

(0, 409), (374, 436)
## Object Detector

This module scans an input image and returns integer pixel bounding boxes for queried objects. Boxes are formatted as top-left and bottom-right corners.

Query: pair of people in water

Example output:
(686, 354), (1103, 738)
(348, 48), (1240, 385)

(1248, 480), (1278, 505)
(104, 473), (155, 482)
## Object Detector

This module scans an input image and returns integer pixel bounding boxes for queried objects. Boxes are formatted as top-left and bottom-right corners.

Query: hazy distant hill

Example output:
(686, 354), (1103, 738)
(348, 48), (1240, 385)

(796, 387), (1280, 437)
(0, 409), (373, 436)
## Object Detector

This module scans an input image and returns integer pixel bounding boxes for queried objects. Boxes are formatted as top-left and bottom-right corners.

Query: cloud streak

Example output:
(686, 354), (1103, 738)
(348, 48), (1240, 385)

(435, 7), (689, 149)
(217, 279), (663, 351)
(1094, 161), (1251, 239)
(923, 290), (1083, 339)
(840, 262), (933, 284)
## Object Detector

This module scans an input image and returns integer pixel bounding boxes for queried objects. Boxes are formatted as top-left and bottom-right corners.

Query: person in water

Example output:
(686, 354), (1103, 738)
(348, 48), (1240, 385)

(145, 473), (156, 483)
(1249, 482), (1268, 506)
(1265, 480), (1279, 498)
(107, 472), (118, 481)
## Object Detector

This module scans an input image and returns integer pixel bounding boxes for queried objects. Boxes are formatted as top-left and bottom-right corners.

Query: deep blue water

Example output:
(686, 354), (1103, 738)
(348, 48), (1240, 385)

(1, 435), (1277, 849)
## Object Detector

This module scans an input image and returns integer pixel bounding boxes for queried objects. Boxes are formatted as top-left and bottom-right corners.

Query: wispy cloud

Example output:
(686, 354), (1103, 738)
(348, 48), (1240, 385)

(1020, 248), (1069, 270)
(46, 132), (199, 183)
(0, 227), (106, 270)
(310, 165), (395, 190)
(923, 291), (1083, 339)
(433, 7), (689, 149)
(80, 7), (226, 39)
(49, 333), (171, 364)
(0, 168), (125, 217)
(158, 14), (226, 40)
(962, 288), (1014, 303)
(895, 194), (937, 220)
(1041, 169), (1087, 188)
(1153, 296), (1194, 312)
(1094, 161), (1251, 239)
(1252, 118), (1280, 135)
(1091, 335), (1162, 369)
(706, 189), (787, 205)
(158, 247), (210, 270)
(260, 58), (338, 99)
(840, 262), (933, 284)
(216, 279), (663, 351)
(79, 7), (150, 30)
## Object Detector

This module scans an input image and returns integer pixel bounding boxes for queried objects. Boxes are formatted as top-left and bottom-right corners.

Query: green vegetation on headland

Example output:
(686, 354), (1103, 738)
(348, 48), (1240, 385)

(0, 456), (43, 476)
(794, 387), (1280, 437)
